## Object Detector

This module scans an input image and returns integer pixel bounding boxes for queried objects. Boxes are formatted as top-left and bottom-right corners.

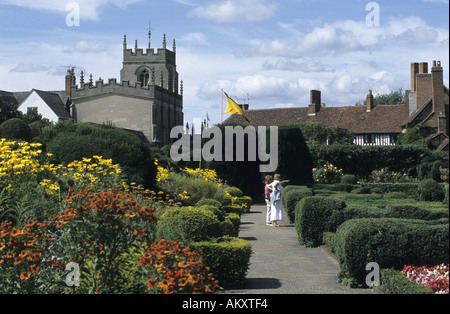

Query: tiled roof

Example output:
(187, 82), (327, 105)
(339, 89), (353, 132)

(224, 104), (408, 134)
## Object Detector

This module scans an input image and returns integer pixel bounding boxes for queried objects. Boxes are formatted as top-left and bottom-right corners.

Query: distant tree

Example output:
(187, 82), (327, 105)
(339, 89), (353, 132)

(355, 88), (404, 106)
(0, 94), (22, 124)
(281, 122), (355, 145)
(397, 124), (435, 148)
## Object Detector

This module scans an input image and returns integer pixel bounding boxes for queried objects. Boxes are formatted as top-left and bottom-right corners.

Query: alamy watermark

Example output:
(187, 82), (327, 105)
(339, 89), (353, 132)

(66, 2), (80, 27)
(170, 125), (279, 173)
(365, 262), (381, 287)
(366, 2), (380, 27)
(65, 262), (80, 287)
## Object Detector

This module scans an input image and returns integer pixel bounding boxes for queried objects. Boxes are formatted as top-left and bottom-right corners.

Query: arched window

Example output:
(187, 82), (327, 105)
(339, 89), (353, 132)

(139, 70), (150, 87)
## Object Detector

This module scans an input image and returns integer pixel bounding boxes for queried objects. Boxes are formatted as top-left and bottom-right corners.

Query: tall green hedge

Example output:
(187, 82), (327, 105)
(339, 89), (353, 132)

(205, 124), (313, 201)
(334, 218), (449, 284)
(309, 143), (447, 178)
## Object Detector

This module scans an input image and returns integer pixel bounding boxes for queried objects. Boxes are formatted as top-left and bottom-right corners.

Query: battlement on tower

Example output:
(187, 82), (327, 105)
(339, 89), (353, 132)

(122, 34), (176, 65)
(70, 76), (182, 108)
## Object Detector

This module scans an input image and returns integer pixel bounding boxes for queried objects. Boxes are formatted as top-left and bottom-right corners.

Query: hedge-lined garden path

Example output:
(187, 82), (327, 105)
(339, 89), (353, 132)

(223, 204), (376, 294)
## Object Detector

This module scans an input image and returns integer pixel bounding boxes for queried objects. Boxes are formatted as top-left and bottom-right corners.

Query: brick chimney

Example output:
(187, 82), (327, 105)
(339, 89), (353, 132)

(431, 60), (445, 116)
(411, 62), (419, 92)
(420, 62), (428, 74)
(308, 90), (321, 116)
(65, 68), (75, 99)
(366, 90), (374, 112)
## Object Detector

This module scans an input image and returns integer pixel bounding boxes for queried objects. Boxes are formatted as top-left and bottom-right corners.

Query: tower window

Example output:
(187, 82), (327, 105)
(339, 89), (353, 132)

(139, 70), (150, 87)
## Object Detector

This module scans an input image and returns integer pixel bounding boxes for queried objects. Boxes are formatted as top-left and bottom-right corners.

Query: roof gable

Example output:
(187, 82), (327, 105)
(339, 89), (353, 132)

(19, 89), (71, 121)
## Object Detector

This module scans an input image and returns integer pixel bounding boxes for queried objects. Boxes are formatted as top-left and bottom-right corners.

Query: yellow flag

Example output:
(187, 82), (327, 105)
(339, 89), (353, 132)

(224, 92), (245, 116)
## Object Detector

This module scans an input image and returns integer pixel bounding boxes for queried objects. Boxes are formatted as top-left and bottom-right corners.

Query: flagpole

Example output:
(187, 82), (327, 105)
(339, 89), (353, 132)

(220, 88), (223, 123)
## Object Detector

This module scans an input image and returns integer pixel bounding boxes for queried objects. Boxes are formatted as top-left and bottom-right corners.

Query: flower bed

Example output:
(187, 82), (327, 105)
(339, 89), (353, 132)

(402, 264), (449, 294)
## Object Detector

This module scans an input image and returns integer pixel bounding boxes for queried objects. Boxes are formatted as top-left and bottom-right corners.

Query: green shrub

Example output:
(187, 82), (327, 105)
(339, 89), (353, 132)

(199, 205), (225, 222)
(222, 204), (246, 216)
(383, 191), (408, 199)
(341, 174), (357, 184)
(224, 187), (243, 197)
(224, 213), (240, 237)
(311, 183), (354, 192)
(418, 179), (445, 201)
(294, 196), (345, 247)
(234, 196), (252, 211)
(156, 207), (222, 243)
(196, 198), (223, 209)
(444, 184), (449, 205)
(0, 118), (31, 141)
(350, 187), (371, 194)
(334, 218), (449, 285)
(386, 205), (448, 220)
(190, 236), (252, 288)
(283, 188), (314, 223)
(282, 185), (307, 196)
(380, 269), (434, 294)
(360, 183), (419, 197)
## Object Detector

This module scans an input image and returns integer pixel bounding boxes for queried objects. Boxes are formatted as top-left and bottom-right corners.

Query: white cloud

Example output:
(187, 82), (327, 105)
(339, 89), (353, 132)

(0, 0), (143, 20)
(63, 41), (107, 54)
(189, 0), (277, 23)
(10, 64), (49, 73)
(423, 0), (449, 3)
(180, 32), (210, 46)
(262, 60), (335, 72)
(237, 16), (448, 59)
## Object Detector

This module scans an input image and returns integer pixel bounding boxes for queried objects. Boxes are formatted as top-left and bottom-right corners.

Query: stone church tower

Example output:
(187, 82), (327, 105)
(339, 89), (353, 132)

(67, 34), (183, 146)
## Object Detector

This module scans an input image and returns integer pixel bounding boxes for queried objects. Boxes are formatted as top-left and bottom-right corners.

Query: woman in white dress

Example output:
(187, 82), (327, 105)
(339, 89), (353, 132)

(270, 174), (289, 227)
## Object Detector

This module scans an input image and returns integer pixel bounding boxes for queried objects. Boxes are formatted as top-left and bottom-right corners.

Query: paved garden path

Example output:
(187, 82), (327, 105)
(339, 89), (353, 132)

(224, 204), (376, 294)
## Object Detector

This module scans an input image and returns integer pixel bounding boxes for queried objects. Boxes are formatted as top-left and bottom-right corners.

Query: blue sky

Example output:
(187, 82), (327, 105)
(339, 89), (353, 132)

(0, 0), (449, 125)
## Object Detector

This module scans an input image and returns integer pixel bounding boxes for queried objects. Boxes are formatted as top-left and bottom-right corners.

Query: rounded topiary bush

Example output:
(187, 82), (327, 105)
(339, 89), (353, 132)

(418, 179), (445, 201)
(199, 205), (225, 222)
(295, 196), (346, 247)
(341, 174), (357, 185)
(190, 236), (252, 288)
(156, 207), (222, 242)
(224, 186), (244, 197)
(283, 188), (314, 223)
(234, 196), (252, 211)
(0, 118), (31, 141)
(196, 198), (223, 209)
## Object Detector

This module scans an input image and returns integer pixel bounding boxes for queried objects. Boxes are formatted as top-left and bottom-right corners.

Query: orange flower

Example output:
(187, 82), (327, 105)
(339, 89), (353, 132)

(125, 212), (136, 218)
(19, 250), (28, 258)
(20, 272), (31, 281)
(10, 227), (22, 237)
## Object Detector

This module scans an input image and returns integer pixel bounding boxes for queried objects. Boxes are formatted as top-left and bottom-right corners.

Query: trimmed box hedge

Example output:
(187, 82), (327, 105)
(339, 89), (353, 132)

(283, 187), (314, 223)
(333, 218), (449, 285)
(359, 183), (419, 196)
(156, 207), (222, 242)
(190, 236), (252, 288)
(294, 196), (345, 247)
(379, 269), (434, 294)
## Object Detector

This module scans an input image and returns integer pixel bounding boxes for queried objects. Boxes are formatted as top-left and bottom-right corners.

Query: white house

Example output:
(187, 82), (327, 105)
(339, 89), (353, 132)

(18, 89), (71, 123)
